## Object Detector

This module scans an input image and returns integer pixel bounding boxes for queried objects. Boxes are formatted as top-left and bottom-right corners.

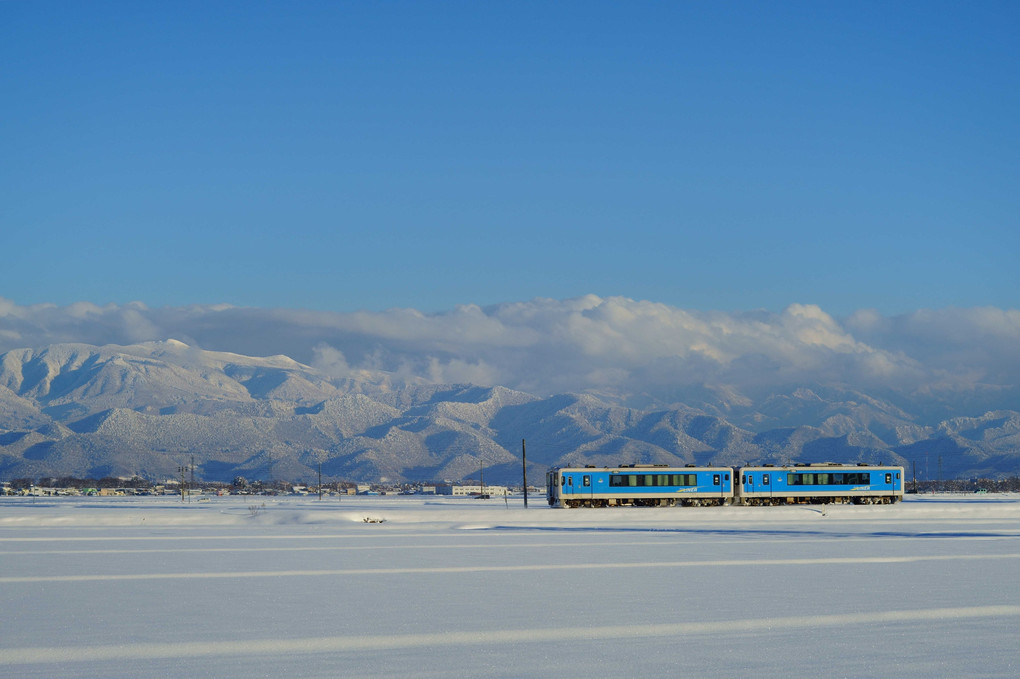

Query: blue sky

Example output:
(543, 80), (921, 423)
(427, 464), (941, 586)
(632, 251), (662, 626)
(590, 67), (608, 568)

(2, 1), (1017, 316)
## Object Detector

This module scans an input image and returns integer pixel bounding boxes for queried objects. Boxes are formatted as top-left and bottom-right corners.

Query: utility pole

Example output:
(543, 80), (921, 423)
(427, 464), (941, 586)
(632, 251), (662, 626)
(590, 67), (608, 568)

(522, 438), (528, 508)
(318, 461), (323, 500)
(190, 455), (195, 503)
(178, 460), (190, 503)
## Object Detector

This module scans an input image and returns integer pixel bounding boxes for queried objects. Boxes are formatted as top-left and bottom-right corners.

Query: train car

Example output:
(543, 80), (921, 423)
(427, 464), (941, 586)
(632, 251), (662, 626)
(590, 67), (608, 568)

(547, 465), (734, 508)
(735, 464), (904, 505)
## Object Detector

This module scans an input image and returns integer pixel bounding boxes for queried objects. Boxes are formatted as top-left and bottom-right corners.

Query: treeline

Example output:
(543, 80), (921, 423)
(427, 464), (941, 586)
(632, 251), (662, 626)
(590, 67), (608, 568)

(911, 478), (1020, 493)
(2, 476), (356, 493)
(6, 476), (153, 490)
(7, 475), (1020, 493)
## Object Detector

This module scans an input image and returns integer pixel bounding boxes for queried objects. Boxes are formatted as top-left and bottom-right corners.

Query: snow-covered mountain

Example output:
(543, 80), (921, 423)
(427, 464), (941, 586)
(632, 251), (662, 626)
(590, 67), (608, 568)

(1, 341), (1017, 483)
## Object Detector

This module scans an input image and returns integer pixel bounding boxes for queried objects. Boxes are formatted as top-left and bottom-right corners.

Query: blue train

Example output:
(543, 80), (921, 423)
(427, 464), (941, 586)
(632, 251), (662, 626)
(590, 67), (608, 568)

(546, 463), (903, 508)
(737, 464), (903, 505)
(547, 465), (733, 508)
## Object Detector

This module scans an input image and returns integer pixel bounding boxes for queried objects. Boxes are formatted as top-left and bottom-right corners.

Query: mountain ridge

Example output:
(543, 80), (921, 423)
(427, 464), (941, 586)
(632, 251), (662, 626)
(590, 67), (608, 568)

(1, 341), (1017, 483)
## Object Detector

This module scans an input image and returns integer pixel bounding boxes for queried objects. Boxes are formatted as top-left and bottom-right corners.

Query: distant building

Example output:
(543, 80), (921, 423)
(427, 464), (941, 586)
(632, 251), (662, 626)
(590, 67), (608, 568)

(435, 484), (509, 497)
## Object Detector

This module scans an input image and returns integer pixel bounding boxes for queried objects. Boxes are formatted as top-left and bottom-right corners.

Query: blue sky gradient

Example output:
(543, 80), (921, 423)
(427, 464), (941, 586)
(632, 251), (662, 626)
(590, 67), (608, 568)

(3, 1), (1017, 315)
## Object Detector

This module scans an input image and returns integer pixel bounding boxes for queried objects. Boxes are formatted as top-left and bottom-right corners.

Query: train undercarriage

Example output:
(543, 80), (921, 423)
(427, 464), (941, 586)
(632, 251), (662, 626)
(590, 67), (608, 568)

(555, 495), (900, 508)
(558, 497), (731, 508)
(736, 495), (900, 506)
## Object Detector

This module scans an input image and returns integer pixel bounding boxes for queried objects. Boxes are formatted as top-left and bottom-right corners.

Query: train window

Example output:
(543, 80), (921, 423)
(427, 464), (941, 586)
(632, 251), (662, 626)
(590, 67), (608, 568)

(561, 477), (566, 487)
(724, 473), (730, 481)
(790, 472), (873, 486)
(610, 473), (698, 487)
(763, 474), (770, 485)
(567, 477), (573, 486)
(713, 474), (720, 485)
(885, 473), (892, 484)
(583, 475), (591, 487)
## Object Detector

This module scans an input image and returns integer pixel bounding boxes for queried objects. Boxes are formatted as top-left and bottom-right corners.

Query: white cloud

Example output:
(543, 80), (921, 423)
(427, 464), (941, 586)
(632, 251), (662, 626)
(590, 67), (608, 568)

(0, 295), (1017, 411)
(310, 344), (351, 379)
(425, 357), (501, 386)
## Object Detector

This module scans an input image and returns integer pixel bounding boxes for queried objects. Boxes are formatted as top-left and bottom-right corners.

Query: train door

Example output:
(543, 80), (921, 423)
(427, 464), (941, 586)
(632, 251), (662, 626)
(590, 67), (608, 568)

(762, 473), (772, 500)
(548, 470), (567, 506)
(559, 472), (593, 507)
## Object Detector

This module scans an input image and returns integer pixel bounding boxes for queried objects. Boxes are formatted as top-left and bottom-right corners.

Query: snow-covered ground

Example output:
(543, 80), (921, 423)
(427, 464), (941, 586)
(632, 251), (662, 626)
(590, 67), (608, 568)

(2, 494), (1019, 678)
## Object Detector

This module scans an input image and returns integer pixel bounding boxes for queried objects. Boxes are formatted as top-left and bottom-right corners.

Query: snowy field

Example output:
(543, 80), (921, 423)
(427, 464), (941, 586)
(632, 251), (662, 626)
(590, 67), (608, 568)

(2, 494), (1019, 678)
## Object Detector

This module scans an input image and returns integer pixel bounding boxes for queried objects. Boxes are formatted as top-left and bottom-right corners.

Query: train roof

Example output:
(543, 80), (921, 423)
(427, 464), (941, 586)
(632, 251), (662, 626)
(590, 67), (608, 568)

(551, 464), (734, 472)
(737, 463), (904, 471)
(550, 463), (905, 473)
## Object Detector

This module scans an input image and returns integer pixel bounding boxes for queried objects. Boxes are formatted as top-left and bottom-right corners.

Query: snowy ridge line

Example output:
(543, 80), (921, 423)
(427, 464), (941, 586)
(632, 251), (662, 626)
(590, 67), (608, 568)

(0, 532), (459, 541)
(5, 535), (1020, 556)
(3, 606), (1019, 665)
(4, 552), (1020, 583)
(0, 539), (699, 555)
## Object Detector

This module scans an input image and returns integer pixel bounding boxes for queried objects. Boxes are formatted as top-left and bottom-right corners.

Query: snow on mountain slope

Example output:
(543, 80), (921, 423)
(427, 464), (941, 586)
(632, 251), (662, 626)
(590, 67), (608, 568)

(0, 341), (1018, 483)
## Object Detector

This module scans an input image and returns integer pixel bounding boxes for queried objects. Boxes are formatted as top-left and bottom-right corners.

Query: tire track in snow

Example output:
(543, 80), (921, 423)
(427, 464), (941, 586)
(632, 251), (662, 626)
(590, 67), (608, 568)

(0, 539), (691, 555)
(5, 533), (1018, 555)
(0, 532), (458, 542)
(3, 606), (1019, 665)
(3, 552), (1019, 583)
